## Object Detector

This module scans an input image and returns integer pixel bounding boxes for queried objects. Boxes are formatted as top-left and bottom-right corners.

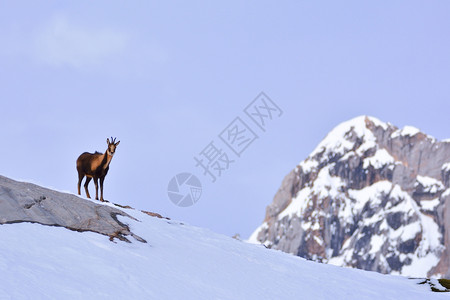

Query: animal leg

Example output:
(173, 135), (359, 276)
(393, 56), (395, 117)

(77, 173), (84, 195)
(100, 177), (105, 202)
(84, 177), (92, 198)
(94, 177), (99, 200)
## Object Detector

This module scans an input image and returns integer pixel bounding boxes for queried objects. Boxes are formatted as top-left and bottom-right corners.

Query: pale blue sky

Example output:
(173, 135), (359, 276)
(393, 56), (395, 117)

(1, 1), (449, 238)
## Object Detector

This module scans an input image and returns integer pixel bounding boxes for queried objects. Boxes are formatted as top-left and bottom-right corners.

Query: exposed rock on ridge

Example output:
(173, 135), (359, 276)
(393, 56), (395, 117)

(0, 175), (146, 243)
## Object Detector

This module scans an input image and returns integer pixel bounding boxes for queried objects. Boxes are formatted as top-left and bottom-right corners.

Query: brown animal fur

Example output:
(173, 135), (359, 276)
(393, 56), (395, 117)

(76, 137), (120, 202)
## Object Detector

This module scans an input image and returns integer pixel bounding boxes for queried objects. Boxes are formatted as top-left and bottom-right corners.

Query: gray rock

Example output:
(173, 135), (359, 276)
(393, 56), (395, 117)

(0, 175), (146, 243)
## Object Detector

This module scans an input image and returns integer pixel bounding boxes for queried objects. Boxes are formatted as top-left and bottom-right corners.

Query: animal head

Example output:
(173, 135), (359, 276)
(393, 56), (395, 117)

(106, 137), (120, 156)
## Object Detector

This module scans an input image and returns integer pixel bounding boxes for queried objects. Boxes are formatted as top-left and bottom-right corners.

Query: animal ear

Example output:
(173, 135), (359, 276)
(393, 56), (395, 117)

(107, 138), (110, 145)
(115, 141), (120, 146)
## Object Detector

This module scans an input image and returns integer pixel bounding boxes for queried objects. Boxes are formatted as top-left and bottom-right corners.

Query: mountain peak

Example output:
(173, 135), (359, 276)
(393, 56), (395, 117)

(251, 116), (450, 278)
(300, 116), (391, 174)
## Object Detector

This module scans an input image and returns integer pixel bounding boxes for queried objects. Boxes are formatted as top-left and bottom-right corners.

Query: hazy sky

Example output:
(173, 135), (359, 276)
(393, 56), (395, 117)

(1, 1), (449, 238)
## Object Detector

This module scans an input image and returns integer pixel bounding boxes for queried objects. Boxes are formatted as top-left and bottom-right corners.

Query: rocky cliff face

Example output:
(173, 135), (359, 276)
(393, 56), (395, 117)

(0, 175), (147, 243)
(249, 116), (450, 277)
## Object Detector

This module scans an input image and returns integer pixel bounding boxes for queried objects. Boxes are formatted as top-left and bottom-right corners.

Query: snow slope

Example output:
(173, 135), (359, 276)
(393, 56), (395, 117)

(0, 202), (446, 299)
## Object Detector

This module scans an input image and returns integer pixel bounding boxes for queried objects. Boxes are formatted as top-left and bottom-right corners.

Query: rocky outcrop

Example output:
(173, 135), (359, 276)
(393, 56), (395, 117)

(249, 116), (450, 277)
(0, 175), (146, 243)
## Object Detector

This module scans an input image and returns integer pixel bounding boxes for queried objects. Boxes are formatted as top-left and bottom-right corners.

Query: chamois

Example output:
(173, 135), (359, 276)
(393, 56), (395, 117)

(76, 137), (120, 202)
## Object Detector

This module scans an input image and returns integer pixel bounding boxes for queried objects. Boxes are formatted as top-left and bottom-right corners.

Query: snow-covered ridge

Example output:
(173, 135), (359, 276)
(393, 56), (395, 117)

(2, 175), (445, 299)
(415, 176), (445, 194)
(308, 116), (385, 164)
(1, 209), (447, 299)
(391, 126), (421, 138)
(363, 148), (395, 169)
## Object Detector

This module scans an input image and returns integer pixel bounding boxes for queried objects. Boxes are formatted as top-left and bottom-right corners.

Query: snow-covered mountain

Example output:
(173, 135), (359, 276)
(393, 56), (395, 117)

(1, 175), (448, 299)
(249, 116), (450, 278)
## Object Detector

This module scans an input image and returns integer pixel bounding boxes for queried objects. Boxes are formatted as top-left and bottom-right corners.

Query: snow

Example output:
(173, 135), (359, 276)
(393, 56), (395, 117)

(401, 252), (442, 279)
(0, 211), (446, 300)
(443, 189), (450, 198)
(442, 162), (450, 172)
(313, 165), (346, 199)
(391, 126), (421, 138)
(370, 117), (390, 130)
(298, 158), (319, 173)
(390, 221), (421, 241)
(276, 165), (345, 220)
(355, 138), (377, 156)
(388, 184), (442, 249)
(429, 278), (447, 292)
(419, 198), (440, 211)
(308, 116), (383, 164)
(401, 126), (421, 136)
(363, 148), (395, 169)
(389, 186), (444, 277)
(415, 176), (445, 193)
(369, 235), (385, 254)
(311, 221), (321, 231)
(248, 222), (268, 244)
(348, 181), (393, 212)
(313, 235), (324, 246)
(277, 186), (312, 220)
(343, 182), (443, 276)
